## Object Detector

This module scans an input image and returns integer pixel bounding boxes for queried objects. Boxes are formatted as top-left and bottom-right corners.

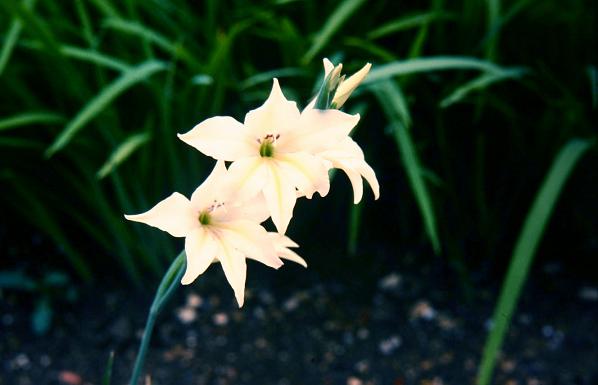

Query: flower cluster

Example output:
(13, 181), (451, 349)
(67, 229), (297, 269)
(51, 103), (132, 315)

(126, 59), (378, 307)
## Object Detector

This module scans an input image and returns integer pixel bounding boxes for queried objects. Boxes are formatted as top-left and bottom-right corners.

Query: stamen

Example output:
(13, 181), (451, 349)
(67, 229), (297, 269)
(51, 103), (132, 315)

(259, 134), (276, 157)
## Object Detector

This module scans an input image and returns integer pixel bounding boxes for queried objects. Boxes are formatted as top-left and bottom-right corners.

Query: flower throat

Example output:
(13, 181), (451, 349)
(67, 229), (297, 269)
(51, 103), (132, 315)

(258, 134), (279, 157)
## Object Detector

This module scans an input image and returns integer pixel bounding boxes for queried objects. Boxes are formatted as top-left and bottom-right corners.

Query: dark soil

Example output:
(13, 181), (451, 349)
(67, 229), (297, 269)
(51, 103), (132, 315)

(1, 249), (597, 385)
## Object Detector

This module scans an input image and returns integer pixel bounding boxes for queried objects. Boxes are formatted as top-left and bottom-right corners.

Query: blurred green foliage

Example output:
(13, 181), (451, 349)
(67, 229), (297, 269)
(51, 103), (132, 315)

(1, 0), (595, 382)
(0, 0), (595, 280)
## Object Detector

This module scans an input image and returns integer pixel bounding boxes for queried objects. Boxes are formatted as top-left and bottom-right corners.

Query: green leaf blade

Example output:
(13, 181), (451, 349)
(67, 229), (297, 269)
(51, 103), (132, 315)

(477, 138), (593, 385)
(302, 0), (366, 64)
(373, 82), (441, 253)
(440, 67), (527, 108)
(365, 56), (507, 85)
(97, 132), (151, 179)
(0, 111), (64, 132)
(45, 60), (167, 157)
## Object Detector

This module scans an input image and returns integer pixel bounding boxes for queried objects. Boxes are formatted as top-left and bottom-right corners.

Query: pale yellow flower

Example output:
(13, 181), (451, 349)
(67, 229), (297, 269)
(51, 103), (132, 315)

(302, 60), (379, 203)
(124, 161), (304, 307)
(178, 79), (360, 234)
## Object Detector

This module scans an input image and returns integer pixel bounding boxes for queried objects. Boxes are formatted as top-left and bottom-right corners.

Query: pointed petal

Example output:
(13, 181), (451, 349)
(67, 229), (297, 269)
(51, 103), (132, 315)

(357, 160), (380, 200)
(216, 237), (247, 307)
(273, 233), (299, 248)
(280, 109), (360, 153)
(178, 116), (256, 161)
(320, 138), (380, 203)
(227, 156), (268, 201)
(190, 160), (229, 209)
(277, 153), (331, 198)
(181, 227), (218, 284)
(244, 79), (300, 137)
(323, 58), (335, 77)
(333, 63), (371, 108)
(218, 220), (283, 269)
(263, 161), (298, 234)
(279, 248), (307, 268)
(125, 192), (195, 237)
(269, 233), (307, 267)
(343, 166), (364, 204)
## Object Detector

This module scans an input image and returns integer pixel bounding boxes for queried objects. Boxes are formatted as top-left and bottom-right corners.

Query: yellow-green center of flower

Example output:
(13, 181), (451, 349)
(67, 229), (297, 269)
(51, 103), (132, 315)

(258, 134), (279, 157)
(198, 211), (211, 225)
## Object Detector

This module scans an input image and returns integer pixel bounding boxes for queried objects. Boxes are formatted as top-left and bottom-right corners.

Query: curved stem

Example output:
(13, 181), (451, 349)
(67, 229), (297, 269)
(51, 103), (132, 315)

(129, 250), (186, 385)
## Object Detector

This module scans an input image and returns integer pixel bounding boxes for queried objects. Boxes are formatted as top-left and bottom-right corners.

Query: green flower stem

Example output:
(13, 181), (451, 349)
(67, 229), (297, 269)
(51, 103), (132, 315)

(129, 250), (186, 385)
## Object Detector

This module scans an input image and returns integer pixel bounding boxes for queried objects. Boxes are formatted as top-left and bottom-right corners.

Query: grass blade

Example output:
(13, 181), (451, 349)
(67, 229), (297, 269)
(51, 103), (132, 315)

(102, 351), (115, 385)
(46, 60), (167, 156)
(0, 137), (44, 149)
(1, 0), (61, 58)
(74, 0), (95, 46)
(302, 0), (366, 64)
(97, 131), (151, 179)
(60, 45), (132, 72)
(191, 74), (213, 86)
(368, 11), (454, 40)
(0, 17), (23, 76)
(103, 18), (172, 51)
(588, 65), (597, 109)
(102, 18), (199, 68)
(0, 0), (35, 76)
(485, 0), (501, 60)
(18, 40), (132, 72)
(0, 111), (64, 132)
(373, 82), (441, 253)
(347, 202), (363, 256)
(343, 37), (398, 62)
(440, 67), (527, 108)
(364, 56), (507, 85)
(477, 138), (593, 385)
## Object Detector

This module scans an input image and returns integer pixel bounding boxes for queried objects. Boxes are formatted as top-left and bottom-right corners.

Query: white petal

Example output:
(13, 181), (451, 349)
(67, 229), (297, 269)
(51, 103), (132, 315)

(217, 220), (282, 269)
(332, 63), (371, 108)
(357, 160), (380, 201)
(320, 138), (380, 203)
(216, 237), (247, 307)
(125, 192), (196, 237)
(181, 227), (218, 284)
(276, 153), (331, 198)
(323, 58), (335, 77)
(269, 233), (307, 267)
(333, 159), (380, 203)
(227, 156), (268, 202)
(243, 79), (300, 137)
(280, 109), (360, 154)
(342, 166), (364, 204)
(190, 160), (229, 209)
(221, 193), (270, 224)
(178, 116), (256, 161)
(263, 161), (299, 234)
(303, 97), (316, 112)
(279, 248), (307, 268)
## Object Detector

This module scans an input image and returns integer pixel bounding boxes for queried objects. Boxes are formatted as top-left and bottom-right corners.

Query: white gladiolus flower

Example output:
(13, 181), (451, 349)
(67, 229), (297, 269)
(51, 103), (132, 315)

(179, 79), (360, 234)
(125, 161), (305, 307)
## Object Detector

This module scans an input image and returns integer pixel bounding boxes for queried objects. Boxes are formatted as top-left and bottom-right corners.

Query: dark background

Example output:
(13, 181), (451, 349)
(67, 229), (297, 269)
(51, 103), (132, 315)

(0, 0), (596, 384)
